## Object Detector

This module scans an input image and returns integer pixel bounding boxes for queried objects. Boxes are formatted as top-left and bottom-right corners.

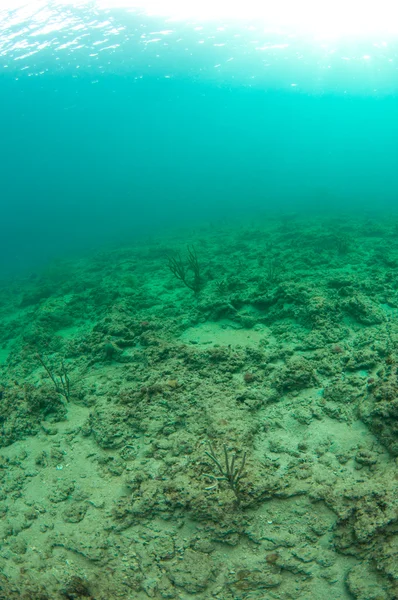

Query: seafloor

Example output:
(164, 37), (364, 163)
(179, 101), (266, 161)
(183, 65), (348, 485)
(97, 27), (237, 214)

(0, 213), (397, 600)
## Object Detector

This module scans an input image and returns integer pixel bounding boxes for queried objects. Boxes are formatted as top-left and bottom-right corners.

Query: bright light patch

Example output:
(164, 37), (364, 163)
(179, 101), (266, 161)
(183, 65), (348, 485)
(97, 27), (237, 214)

(1, 0), (398, 39)
(95, 0), (398, 38)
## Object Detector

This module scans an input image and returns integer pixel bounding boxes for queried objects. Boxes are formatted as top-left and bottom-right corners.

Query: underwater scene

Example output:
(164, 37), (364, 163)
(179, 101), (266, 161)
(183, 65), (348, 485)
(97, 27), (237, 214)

(1, 1), (398, 599)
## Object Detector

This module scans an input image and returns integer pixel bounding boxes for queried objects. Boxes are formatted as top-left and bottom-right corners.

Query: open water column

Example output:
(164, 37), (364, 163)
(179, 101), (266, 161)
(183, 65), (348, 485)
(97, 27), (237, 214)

(0, 1), (398, 599)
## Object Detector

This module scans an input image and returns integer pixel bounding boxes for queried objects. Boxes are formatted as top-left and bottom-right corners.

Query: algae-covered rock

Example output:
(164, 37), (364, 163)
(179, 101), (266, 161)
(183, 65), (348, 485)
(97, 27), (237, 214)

(342, 295), (385, 325)
(165, 549), (214, 593)
(1, 214), (398, 599)
(0, 383), (66, 448)
(228, 564), (282, 592)
(361, 364), (398, 454)
(90, 405), (134, 449)
(273, 355), (317, 392)
(346, 563), (388, 600)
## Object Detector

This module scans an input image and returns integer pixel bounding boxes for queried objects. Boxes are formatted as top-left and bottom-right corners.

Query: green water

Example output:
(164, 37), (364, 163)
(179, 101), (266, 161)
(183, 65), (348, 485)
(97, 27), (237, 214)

(1, 3), (398, 276)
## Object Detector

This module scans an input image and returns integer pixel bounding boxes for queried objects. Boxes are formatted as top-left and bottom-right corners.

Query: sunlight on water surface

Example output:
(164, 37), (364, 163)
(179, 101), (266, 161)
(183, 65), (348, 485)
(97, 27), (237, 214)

(0, 0), (398, 93)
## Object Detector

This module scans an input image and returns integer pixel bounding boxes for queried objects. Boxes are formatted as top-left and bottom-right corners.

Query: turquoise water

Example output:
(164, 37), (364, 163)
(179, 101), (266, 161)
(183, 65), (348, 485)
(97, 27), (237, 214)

(2, 5), (398, 599)
(1, 1), (398, 273)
